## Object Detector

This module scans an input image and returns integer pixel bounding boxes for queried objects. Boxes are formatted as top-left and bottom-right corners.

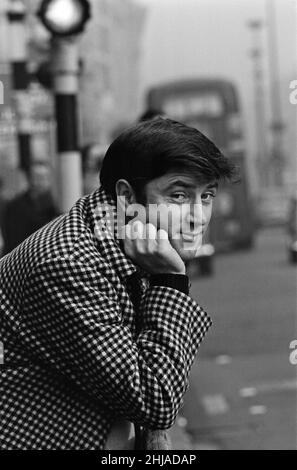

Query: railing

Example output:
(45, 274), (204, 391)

(135, 426), (172, 450)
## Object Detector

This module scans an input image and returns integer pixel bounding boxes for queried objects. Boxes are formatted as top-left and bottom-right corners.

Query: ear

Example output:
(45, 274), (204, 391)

(115, 179), (137, 210)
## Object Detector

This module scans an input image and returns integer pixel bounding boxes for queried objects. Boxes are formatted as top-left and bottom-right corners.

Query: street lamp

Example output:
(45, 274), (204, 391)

(37, 0), (91, 212)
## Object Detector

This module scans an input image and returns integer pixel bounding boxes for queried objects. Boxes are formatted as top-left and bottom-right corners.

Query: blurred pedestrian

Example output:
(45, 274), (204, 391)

(81, 143), (107, 194)
(1, 160), (59, 255)
(0, 118), (235, 450)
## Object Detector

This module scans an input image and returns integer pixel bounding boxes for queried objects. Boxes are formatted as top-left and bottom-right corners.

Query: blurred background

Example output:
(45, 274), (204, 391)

(0, 0), (296, 449)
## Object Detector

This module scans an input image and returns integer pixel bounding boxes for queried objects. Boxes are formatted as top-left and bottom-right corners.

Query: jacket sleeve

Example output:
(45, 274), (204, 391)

(20, 256), (212, 430)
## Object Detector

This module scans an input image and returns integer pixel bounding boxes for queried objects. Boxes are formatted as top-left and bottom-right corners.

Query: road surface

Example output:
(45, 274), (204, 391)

(183, 227), (297, 450)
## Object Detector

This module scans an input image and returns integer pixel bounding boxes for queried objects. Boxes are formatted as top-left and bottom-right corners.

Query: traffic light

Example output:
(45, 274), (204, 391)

(37, 0), (91, 37)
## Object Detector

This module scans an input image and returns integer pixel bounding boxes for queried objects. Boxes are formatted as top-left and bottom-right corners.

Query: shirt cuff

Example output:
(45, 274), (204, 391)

(150, 273), (190, 295)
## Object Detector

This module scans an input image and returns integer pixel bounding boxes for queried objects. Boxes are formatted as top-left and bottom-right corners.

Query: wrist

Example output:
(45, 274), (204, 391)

(150, 273), (190, 295)
(154, 266), (186, 275)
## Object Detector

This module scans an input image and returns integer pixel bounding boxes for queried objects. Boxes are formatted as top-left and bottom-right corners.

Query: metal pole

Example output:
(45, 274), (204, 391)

(6, 0), (31, 172)
(51, 36), (83, 212)
(266, 0), (285, 187)
(248, 20), (268, 189)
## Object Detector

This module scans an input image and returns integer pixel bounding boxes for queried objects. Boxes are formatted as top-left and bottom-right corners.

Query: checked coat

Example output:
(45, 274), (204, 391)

(0, 187), (212, 450)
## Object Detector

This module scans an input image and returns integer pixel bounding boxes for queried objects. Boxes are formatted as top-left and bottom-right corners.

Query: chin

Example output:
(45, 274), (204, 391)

(172, 238), (202, 262)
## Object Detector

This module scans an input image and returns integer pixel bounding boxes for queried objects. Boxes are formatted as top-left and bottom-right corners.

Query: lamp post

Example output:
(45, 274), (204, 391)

(266, 0), (285, 188)
(6, 0), (32, 172)
(247, 19), (268, 190)
(37, 0), (91, 212)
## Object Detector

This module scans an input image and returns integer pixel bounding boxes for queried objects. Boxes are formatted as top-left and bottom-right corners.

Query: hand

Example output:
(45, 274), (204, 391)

(123, 221), (186, 275)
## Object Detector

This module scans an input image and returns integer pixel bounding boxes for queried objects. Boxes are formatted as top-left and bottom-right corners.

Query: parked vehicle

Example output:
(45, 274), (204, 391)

(146, 78), (255, 254)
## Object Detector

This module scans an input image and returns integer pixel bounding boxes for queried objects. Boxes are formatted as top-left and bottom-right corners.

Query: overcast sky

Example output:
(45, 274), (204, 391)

(135, 0), (296, 186)
(137, 0), (295, 87)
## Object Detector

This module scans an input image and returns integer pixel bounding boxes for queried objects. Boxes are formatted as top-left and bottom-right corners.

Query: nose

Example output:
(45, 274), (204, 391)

(186, 201), (206, 231)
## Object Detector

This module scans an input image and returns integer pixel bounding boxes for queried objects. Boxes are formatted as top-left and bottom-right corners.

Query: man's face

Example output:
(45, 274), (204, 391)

(136, 172), (218, 261)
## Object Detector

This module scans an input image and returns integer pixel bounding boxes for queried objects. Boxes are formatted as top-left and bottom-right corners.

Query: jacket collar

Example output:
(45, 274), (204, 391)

(87, 187), (149, 282)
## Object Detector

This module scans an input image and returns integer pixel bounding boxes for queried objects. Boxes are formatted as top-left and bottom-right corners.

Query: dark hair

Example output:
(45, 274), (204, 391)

(100, 117), (237, 201)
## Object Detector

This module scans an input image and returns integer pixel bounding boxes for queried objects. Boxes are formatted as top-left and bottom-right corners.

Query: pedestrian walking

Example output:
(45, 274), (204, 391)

(81, 143), (107, 195)
(0, 118), (235, 450)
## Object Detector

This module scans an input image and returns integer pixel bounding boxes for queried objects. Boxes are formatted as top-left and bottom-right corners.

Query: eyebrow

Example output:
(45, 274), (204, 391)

(165, 180), (219, 191)
(206, 182), (219, 190)
(165, 180), (197, 190)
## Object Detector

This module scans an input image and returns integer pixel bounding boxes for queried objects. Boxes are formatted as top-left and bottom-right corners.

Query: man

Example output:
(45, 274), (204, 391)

(0, 118), (235, 450)
(1, 160), (58, 255)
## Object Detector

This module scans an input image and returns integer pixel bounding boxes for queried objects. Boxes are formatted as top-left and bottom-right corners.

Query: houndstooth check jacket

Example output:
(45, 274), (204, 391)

(0, 187), (212, 450)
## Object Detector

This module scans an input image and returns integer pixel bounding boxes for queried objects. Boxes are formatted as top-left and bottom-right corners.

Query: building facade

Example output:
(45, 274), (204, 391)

(79, 0), (146, 145)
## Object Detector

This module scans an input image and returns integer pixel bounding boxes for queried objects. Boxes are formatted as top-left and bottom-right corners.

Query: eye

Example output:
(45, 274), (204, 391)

(171, 192), (188, 202)
(202, 191), (216, 203)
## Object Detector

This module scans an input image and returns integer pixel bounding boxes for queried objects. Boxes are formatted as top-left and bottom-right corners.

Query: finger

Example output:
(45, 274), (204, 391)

(123, 225), (133, 257)
(156, 229), (170, 251)
(144, 223), (158, 253)
(156, 228), (169, 240)
(145, 223), (157, 241)
(125, 223), (132, 239)
(131, 220), (144, 239)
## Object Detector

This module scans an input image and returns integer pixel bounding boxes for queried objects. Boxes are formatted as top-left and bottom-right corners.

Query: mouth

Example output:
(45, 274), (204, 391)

(181, 232), (203, 241)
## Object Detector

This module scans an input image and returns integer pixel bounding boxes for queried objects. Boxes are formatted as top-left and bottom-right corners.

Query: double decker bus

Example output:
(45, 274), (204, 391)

(146, 79), (255, 255)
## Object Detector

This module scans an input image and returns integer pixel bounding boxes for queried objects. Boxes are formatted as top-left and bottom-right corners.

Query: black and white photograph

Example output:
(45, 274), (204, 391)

(0, 0), (296, 453)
